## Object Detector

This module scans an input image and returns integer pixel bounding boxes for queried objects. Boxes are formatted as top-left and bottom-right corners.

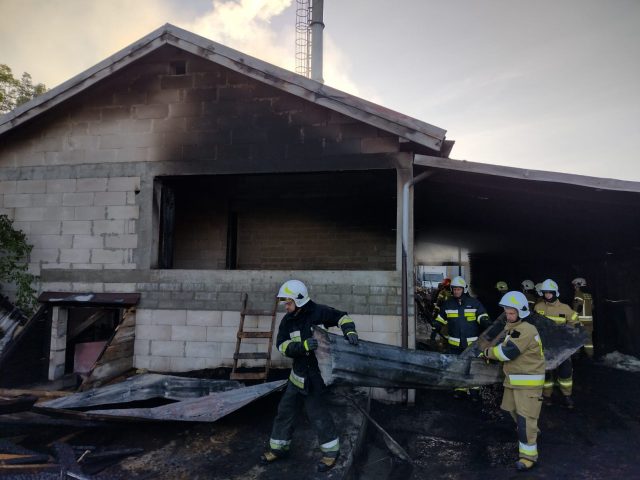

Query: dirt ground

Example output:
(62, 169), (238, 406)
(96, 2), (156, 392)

(355, 356), (640, 479)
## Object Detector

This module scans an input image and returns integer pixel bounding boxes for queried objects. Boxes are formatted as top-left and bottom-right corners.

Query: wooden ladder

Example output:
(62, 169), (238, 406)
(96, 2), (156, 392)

(229, 294), (278, 382)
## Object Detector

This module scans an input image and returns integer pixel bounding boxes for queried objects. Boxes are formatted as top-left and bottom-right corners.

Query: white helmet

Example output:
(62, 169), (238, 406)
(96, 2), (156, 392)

(572, 277), (587, 288)
(540, 279), (560, 297)
(450, 276), (468, 293)
(277, 280), (310, 307)
(499, 291), (530, 318)
(522, 279), (535, 291)
(535, 283), (543, 296)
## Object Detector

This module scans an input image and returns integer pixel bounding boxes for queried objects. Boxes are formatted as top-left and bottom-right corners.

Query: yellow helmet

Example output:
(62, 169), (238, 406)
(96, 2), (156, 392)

(495, 281), (509, 293)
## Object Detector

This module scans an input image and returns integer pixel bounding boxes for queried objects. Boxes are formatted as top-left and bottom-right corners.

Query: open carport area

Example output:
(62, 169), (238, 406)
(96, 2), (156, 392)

(413, 156), (640, 357)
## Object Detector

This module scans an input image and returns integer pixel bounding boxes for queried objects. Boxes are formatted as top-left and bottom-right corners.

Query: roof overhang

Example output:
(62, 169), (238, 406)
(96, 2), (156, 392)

(0, 24), (448, 154)
(415, 155), (640, 194)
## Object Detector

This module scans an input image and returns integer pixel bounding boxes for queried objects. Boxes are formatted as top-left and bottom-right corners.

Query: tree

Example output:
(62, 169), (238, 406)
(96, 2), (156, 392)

(0, 64), (47, 115)
(0, 214), (38, 313)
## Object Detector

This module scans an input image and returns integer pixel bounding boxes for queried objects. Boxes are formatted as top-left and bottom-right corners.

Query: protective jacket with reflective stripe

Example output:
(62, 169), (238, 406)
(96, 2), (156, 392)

(573, 289), (593, 319)
(435, 294), (491, 349)
(534, 300), (580, 327)
(486, 318), (546, 389)
(276, 301), (356, 392)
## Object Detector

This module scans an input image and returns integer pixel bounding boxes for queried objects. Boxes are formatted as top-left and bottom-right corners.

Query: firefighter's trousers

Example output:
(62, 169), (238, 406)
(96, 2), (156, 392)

(502, 387), (543, 462)
(268, 379), (339, 458)
(543, 358), (573, 397)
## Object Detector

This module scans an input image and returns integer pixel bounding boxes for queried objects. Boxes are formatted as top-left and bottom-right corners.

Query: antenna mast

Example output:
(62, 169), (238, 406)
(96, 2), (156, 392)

(295, 0), (311, 78)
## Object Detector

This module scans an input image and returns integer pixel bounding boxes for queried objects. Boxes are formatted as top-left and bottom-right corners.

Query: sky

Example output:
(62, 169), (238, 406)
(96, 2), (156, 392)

(1, 0), (639, 181)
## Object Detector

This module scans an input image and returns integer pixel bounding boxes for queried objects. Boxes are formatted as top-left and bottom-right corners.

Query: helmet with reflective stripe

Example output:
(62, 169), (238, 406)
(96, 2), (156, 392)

(450, 276), (468, 293)
(495, 281), (509, 293)
(521, 279), (535, 291)
(540, 278), (560, 297)
(572, 277), (587, 288)
(278, 280), (310, 307)
(499, 291), (530, 318)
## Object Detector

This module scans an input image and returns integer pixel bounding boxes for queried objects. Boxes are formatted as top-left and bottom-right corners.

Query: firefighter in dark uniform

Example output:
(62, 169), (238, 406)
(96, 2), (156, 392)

(534, 278), (580, 408)
(261, 280), (359, 472)
(434, 276), (491, 399)
(484, 291), (545, 471)
(572, 277), (594, 357)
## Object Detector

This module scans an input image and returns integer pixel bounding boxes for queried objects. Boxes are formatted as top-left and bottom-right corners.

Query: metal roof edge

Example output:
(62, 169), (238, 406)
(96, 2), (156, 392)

(414, 155), (640, 194)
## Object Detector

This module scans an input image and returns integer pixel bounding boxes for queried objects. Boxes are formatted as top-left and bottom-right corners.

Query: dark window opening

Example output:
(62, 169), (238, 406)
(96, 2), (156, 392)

(170, 60), (186, 75)
(154, 171), (397, 271)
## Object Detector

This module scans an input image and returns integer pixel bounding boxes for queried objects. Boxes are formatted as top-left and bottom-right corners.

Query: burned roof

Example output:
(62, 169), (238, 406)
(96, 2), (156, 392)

(0, 23), (448, 154)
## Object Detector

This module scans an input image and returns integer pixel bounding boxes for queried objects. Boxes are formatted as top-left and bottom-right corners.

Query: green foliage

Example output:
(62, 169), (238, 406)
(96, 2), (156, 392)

(0, 64), (47, 115)
(0, 214), (38, 313)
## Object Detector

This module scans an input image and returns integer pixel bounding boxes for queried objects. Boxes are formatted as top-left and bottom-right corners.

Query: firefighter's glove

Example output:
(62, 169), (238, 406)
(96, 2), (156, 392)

(480, 349), (491, 364)
(304, 338), (318, 351)
(346, 332), (359, 345)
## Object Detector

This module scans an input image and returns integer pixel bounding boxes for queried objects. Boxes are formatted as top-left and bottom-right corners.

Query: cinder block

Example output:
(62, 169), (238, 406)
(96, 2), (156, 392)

(62, 221), (91, 235)
(94, 191), (126, 206)
(39, 207), (75, 221)
(73, 235), (103, 248)
(77, 178), (108, 192)
(104, 234), (137, 248)
(152, 309), (187, 326)
(170, 356), (206, 372)
(46, 179), (76, 193)
(60, 249), (91, 263)
(149, 356), (171, 372)
(134, 355), (151, 370)
(106, 206), (139, 219)
(107, 177), (140, 192)
(135, 309), (153, 325)
(104, 282), (137, 292)
(150, 340), (185, 357)
(32, 193), (62, 207)
(17, 180), (46, 194)
(171, 325), (206, 341)
(30, 221), (62, 235)
(75, 206), (106, 220)
(134, 339), (150, 356)
(221, 311), (240, 327)
(187, 310), (222, 327)
(93, 219), (125, 234)
(29, 248), (59, 263)
(41, 262), (71, 270)
(91, 249), (124, 264)
(206, 326), (238, 342)
(117, 147), (148, 163)
(359, 331), (400, 346)
(372, 315), (401, 333)
(4, 194), (31, 208)
(14, 207), (47, 221)
(169, 102), (202, 118)
(0, 181), (17, 194)
(351, 314), (373, 332)
(186, 341), (221, 358)
(63, 192), (94, 206)
(71, 282), (104, 293)
(30, 234), (72, 249)
(134, 104), (168, 119)
(136, 325), (171, 340)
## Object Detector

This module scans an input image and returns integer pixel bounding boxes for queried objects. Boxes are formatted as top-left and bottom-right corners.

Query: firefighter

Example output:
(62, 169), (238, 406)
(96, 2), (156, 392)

(521, 280), (537, 310)
(432, 277), (452, 319)
(261, 280), (359, 472)
(434, 276), (491, 400)
(534, 279), (580, 408)
(534, 282), (543, 302)
(483, 291), (545, 471)
(572, 277), (594, 357)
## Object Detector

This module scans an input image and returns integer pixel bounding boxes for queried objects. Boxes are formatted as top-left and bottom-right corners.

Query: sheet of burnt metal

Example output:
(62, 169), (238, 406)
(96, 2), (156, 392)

(39, 373), (242, 410)
(83, 380), (286, 422)
(314, 328), (502, 389)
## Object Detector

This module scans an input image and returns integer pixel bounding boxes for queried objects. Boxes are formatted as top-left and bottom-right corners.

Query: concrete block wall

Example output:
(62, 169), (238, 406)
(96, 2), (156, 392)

(0, 177), (139, 276)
